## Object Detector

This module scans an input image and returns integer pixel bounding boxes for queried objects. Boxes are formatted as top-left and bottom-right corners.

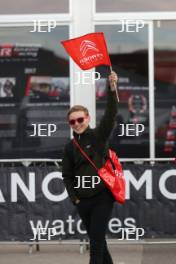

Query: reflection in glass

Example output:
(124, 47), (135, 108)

(0, 0), (69, 14)
(96, 0), (176, 12)
(154, 21), (176, 157)
(0, 26), (69, 159)
(96, 25), (149, 158)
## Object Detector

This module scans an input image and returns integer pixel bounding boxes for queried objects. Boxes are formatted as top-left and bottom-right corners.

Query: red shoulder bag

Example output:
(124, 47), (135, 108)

(73, 139), (126, 204)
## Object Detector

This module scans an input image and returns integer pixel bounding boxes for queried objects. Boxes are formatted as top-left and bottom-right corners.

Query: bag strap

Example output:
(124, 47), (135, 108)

(73, 138), (98, 172)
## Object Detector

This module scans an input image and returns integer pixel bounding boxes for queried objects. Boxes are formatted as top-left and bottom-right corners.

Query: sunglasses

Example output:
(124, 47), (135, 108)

(69, 117), (85, 126)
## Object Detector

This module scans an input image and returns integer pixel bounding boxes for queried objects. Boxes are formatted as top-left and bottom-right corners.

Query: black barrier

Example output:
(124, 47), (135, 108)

(0, 164), (176, 241)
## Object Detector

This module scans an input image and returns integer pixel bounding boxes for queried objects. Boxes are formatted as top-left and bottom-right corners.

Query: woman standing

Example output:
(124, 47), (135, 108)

(62, 71), (118, 264)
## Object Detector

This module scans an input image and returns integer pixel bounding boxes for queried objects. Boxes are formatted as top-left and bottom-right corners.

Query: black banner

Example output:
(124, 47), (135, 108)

(0, 164), (176, 241)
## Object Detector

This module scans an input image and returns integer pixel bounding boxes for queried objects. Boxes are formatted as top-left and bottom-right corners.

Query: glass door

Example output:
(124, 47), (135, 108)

(95, 23), (149, 158)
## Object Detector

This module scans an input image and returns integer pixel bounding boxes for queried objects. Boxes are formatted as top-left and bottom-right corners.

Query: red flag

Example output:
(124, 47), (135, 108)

(61, 32), (111, 70)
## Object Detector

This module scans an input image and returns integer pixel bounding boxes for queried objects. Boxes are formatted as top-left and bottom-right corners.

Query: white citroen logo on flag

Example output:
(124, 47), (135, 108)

(80, 40), (99, 56)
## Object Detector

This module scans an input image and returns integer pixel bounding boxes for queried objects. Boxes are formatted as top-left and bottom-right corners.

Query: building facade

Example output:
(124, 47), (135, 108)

(0, 0), (176, 160)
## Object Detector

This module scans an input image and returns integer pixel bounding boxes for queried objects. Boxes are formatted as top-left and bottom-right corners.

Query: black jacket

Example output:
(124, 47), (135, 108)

(62, 87), (117, 204)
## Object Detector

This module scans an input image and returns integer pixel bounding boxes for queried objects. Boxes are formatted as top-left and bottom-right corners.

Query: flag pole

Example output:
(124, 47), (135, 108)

(110, 66), (119, 102)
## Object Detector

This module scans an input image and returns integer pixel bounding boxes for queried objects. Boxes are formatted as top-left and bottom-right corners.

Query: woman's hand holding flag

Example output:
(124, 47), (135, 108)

(109, 70), (119, 101)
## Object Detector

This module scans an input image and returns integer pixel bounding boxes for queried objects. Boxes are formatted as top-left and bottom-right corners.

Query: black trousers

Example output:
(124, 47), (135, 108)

(76, 188), (115, 264)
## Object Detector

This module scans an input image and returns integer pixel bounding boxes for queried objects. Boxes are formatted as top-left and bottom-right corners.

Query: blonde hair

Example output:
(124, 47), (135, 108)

(67, 105), (89, 119)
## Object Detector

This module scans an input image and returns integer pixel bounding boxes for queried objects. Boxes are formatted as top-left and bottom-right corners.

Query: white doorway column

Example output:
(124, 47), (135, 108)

(70, 0), (96, 127)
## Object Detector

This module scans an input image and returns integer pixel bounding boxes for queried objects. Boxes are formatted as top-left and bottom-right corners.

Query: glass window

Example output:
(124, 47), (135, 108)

(154, 21), (176, 158)
(95, 25), (149, 158)
(0, 26), (69, 159)
(0, 0), (69, 14)
(96, 0), (176, 12)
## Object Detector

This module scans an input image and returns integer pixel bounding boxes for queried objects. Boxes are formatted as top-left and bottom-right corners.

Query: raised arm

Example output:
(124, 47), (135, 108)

(95, 71), (118, 141)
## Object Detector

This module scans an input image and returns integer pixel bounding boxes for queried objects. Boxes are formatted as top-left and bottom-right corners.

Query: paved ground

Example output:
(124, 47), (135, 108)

(0, 242), (175, 264)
